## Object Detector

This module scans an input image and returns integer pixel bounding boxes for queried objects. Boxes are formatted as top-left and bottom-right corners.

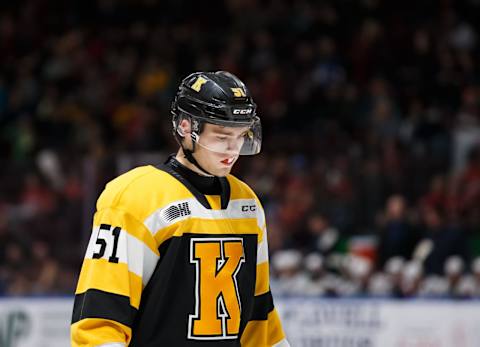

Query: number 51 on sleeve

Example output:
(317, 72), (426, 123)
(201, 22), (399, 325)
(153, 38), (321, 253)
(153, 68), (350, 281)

(92, 224), (121, 263)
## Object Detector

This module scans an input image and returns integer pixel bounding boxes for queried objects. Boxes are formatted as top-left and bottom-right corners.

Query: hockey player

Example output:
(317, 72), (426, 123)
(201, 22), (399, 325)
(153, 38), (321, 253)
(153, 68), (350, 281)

(71, 71), (289, 346)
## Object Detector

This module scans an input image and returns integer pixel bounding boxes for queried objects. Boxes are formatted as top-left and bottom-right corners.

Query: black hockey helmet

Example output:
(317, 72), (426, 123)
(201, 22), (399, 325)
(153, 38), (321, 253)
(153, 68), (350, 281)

(171, 71), (261, 156)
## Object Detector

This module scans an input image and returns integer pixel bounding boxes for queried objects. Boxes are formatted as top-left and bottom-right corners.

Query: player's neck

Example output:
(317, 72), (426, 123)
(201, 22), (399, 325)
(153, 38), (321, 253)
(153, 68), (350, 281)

(175, 149), (213, 177)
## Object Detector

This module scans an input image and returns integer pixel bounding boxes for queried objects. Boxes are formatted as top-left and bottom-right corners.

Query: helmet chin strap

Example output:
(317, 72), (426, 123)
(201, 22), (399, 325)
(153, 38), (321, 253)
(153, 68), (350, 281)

(180, 133), (215, 177)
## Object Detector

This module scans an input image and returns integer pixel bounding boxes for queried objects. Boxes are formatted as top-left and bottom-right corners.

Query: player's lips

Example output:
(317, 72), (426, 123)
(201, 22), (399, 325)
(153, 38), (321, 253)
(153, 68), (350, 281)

(221, 157), (236, 166)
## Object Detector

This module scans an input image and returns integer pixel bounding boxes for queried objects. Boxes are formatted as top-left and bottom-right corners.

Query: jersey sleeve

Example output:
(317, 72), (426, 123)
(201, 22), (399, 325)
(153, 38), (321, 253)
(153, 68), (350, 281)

(71, 207), (159, 347)
(240, 205), (290, 347)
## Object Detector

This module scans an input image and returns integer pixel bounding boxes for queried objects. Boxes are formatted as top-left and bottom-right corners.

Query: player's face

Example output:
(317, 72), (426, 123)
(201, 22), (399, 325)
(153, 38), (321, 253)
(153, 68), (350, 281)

(194, 123), (249, 176)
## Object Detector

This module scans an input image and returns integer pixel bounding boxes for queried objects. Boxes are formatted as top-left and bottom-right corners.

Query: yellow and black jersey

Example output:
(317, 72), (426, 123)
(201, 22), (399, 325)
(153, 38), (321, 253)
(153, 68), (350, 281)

(71, 159), (289, 347)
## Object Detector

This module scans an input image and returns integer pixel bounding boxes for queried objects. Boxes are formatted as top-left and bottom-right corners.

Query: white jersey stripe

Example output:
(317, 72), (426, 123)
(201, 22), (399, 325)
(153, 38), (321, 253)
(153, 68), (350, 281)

(257, 227), (269, 265)
(144, 198), (260, 237)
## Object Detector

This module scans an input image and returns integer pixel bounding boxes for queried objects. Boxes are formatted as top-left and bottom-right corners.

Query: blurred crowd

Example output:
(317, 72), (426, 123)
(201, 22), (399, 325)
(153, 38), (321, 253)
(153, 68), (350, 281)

(1, 0), (480, 298)
(270, 251), (480, 299)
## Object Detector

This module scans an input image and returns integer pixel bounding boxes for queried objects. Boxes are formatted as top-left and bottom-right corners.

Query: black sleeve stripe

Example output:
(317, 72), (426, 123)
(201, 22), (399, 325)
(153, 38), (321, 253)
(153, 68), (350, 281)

(250, 290), (274, 321)
(71, 288), (138, 327)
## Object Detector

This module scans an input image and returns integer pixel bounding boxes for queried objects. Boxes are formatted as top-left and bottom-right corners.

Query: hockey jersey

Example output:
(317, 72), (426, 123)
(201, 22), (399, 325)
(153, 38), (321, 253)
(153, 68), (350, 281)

(71, 162), (289, 346)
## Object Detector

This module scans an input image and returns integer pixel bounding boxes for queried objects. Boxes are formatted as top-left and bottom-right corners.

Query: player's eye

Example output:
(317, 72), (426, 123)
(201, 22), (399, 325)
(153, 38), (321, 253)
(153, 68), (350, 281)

(216, 136), (227, 141)
(241, 130), (253, 139)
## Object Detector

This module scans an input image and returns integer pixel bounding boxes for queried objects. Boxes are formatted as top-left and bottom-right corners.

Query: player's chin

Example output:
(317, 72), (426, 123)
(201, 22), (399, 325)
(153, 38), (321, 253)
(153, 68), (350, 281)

(211, 165), (233, 177)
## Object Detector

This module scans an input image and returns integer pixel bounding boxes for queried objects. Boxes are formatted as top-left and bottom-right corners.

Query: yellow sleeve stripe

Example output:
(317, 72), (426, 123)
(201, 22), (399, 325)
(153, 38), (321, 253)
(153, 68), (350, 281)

(75, 258), (143, 309)
(71, 318), (131, 347)
(94, 208), (159, 255)
(255, 262), (270, 296)
(154, 218), (261, 248)
(240, 309), (286, 347)
(266, 309), (287, 346)
(240, 319), (267, 347)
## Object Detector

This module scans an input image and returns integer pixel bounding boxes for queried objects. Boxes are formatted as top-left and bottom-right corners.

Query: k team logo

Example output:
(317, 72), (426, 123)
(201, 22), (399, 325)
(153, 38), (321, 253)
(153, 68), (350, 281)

(191, 76), (208, 92)
(188, 238), (245, 340)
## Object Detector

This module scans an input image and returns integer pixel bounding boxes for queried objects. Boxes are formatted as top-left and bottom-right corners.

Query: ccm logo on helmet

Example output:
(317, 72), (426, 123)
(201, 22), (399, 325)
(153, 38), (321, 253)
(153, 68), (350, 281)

(233, 109), (253, 115)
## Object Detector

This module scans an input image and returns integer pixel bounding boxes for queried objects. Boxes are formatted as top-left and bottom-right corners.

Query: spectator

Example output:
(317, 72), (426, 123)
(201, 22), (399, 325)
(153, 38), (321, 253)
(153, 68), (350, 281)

(421, 205), (470, 275)
(305, 212), (345, 256)
(376, 195), (419, 268)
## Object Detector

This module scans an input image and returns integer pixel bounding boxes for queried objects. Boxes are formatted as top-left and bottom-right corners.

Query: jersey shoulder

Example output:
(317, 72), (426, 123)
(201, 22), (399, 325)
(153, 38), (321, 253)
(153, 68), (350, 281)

(227, 174), (261, 204)
(227, 175), (267, 234)
(97, 165), (193, 221)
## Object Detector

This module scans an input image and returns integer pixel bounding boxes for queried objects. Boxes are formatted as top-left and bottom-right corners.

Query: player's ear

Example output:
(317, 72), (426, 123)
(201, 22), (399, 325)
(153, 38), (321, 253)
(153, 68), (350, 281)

(178, 117), (192, 137)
